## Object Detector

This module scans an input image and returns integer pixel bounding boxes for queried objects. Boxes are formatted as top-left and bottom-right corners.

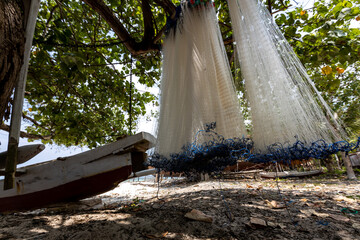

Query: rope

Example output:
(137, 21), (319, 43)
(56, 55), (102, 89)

(149, 122), (360, 174)
(148, 122), (253, 174)
(244, 137), (360, 164)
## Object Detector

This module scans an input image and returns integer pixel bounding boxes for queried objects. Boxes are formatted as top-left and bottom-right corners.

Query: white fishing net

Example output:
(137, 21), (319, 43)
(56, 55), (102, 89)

(155, 2), (247, 156)
(228, 0), (346, 152)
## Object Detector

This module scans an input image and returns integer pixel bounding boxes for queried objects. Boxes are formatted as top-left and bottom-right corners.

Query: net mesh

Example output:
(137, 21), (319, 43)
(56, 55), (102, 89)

(155, 2), (247, 157)
(148, 0), (357, 174)
(228, 0), (347, 153)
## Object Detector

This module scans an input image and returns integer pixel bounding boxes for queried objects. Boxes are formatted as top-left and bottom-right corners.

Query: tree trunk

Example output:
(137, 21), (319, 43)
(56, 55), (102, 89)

(341, 152), (357, 180)
(0, 0), (25, 122)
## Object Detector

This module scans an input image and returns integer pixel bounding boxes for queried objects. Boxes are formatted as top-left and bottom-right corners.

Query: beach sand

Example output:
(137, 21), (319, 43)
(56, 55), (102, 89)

(1, 176), (359, 239)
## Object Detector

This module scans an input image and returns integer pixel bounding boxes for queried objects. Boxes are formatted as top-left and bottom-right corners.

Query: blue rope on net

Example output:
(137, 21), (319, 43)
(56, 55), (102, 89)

(148, 122), (360, 173)
(243, 137), (360, 164)
(148, 122), (253, 174)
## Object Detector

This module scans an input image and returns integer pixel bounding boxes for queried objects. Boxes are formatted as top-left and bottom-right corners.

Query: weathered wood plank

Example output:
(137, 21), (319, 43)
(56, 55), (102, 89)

(0, 144), (45, 169)
(58, 132), (155, 164)
(0, 169), (27, 177)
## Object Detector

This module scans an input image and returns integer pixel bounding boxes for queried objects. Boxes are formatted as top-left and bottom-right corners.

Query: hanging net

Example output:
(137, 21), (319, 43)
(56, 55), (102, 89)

(228, 0), (351, 158)
(149, 1), (248, 173)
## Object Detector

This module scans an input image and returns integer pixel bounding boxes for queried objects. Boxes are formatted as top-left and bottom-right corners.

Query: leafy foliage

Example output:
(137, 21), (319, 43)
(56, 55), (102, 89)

(26, 0), (161, 148)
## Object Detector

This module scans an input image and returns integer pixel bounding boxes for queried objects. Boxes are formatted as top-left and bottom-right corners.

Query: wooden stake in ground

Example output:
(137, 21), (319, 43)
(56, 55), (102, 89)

(4, 0), (40, 190)
(341, 152), (356, 180)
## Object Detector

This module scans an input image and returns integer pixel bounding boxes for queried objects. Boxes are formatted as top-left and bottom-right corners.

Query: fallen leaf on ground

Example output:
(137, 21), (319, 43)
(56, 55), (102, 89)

(329, 214), (349, 222)
(265, 200), (286, 209)
(146, 232), (169, 239)
(333, 196), (356, 203)
(300, 209), (329, 218)
(312, 210), (329, 217)
(185, 209), (213, 223)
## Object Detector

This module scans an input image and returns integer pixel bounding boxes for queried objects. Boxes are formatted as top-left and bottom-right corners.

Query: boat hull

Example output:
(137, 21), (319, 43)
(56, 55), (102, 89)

(0, 165), (132, 213)
(260, 169), (323, 179)
(0, 132), (156, 213)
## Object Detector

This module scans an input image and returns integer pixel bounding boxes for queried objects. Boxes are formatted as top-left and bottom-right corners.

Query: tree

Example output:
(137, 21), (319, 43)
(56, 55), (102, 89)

(0, 0), (25, 123)
(0, 0), (359, 149)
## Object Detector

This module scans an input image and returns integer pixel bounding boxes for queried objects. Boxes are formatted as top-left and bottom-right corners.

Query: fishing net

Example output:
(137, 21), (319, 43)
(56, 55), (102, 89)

(228, 0), (347, 154)
(151, 1), (247, 173)
(149, 0), (359, 174)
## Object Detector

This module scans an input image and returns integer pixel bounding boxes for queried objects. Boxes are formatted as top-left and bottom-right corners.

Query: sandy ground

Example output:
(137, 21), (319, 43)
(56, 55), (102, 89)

(1, 175), (360, 240)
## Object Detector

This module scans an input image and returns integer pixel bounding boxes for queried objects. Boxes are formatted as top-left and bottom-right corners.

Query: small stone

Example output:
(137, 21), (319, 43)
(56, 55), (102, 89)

(267, 221), (278, 228)
(352, 223), (360, 230)
(278, 223), (286, 229)
(249, 217), (267, 228)
(185, 209), (213, 223)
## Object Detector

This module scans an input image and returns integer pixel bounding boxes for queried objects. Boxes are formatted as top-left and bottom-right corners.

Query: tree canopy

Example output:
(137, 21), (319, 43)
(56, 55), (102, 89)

(1, 0), (360, 148)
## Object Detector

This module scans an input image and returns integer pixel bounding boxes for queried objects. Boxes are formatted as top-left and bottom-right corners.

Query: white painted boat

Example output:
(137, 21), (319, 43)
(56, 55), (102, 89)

(0, 132), (155, 212)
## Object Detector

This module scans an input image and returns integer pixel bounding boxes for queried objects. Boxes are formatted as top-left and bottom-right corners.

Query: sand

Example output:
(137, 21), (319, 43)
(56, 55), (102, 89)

(1, 176), (359, 239)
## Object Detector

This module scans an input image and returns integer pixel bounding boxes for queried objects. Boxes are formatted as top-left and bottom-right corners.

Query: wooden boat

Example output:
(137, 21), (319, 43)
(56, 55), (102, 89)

(0, 132), (155, 213)
(260, 169), (323, 179)
(0, 144), (45, 169)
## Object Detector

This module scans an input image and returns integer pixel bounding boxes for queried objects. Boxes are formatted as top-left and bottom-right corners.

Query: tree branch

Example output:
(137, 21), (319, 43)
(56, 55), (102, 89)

(0, 123), (52, 140)
(223, 36), (234, 45)
(141, 0), (155, 47)
(153, 25), (166, 44)
(82, 0), (160, 55)
(82, 0), (135, 48)
(22, 112), (42, 128)
(271, 4), (292, 15)
(267, 0), (272, 14)
(152, 0), (176, 16)
(42, 4), (59, 38)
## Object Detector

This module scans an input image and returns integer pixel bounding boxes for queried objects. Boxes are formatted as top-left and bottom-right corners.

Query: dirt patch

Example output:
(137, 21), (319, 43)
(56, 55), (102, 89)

(1, 177), (359, 239)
